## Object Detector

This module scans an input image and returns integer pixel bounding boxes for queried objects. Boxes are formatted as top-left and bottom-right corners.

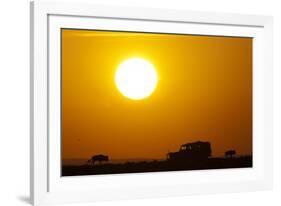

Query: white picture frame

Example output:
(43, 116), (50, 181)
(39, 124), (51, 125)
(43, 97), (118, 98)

(30, 0), (273, 205)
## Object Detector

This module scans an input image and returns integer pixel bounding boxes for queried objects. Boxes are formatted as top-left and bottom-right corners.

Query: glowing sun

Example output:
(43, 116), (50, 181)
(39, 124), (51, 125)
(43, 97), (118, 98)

(115, 58), (158, 100)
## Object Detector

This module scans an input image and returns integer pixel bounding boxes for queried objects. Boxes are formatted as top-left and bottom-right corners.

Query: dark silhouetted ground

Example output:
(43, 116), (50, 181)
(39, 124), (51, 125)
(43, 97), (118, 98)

(62, 156), (252, 176)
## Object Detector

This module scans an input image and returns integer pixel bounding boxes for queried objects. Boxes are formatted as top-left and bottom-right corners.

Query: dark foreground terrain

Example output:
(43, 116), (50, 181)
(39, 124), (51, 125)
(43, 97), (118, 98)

(62, 156), (252, 176)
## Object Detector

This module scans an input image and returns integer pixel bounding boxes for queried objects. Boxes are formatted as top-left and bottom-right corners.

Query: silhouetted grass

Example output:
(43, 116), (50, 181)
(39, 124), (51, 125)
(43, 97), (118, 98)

(62, 155), (252, 176)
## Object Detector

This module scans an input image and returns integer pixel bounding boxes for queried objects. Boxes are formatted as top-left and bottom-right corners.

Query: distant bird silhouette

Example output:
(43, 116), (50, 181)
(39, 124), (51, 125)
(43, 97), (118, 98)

(225, 150), (236, 158)
(88, 154), (109, 165)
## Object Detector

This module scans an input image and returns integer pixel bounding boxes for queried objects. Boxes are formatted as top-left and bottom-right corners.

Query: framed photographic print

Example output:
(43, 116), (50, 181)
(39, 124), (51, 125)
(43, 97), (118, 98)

(30, 0), (273, 205)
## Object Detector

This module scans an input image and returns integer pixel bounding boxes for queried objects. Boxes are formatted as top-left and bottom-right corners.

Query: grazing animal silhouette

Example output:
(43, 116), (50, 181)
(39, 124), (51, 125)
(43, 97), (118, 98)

(88, 154), (109, 165)
(225, 150), (236, 158)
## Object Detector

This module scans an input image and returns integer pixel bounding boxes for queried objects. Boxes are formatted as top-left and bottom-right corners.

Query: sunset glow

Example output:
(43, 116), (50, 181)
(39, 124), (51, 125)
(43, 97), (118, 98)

(62, 29), (252, 161)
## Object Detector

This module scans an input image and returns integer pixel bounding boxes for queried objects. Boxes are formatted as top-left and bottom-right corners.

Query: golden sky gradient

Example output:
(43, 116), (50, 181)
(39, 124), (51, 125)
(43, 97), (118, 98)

(62, 29), (252, 160)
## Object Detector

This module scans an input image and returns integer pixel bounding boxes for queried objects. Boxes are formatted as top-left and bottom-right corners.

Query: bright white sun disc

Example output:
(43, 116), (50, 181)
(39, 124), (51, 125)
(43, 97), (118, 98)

(115, 58), (158, 100)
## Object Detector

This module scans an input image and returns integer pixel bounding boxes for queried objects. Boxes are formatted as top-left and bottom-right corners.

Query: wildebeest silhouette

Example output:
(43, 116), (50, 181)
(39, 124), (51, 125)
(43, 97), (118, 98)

(167, 141), (211, 161)
(225, 150), (236, 158)
(88, 154), (109, 165)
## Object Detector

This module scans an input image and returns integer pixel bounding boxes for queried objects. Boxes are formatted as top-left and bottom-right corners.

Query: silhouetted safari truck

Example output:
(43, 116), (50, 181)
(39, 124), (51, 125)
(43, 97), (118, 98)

(88, 154), (109, 165)
(167, 141), (211, 161)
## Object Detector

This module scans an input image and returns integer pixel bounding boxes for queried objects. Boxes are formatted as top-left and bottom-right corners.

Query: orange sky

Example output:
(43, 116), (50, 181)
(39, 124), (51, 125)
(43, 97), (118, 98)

(61, 29), (252, 160)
